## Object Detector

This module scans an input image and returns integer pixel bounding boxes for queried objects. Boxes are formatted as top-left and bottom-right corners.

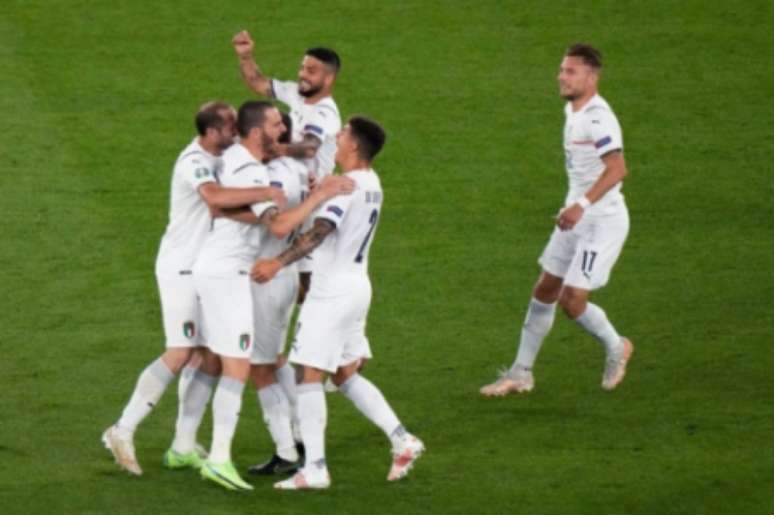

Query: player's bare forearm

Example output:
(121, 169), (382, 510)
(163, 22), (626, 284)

(263, 176), (354, 239)
(250, 219), (334, 283)
(280, 134), (321, 159)
(218, 206), (260, 224)
(238, 57), (272, 97)
(277, 219), (335, 266)
(199, 183), (286, 209)
(583, 150), (628, 203)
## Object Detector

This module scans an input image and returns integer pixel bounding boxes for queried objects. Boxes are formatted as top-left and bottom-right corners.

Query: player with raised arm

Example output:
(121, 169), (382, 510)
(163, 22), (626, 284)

(232, 30), (342, 303)
(251, 117), (425, 490)
(192, 101), (353, 491)
(102, 102), (286, 476)
(481, 44), (634, 397)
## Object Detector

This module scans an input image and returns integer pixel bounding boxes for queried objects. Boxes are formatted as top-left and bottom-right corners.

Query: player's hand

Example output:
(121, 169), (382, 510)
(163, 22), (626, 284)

(269, 187), (288, 211)
(232, 30), (254, 58)
(556, 203), (584, 231)
(317, 175), (356, 200)
(251, 259), (282, 283)
(308, 170), (318, 191)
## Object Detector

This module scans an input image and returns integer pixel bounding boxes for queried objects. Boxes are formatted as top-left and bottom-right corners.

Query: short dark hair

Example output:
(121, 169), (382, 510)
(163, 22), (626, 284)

(195, 101), (231, 136)
(348, 116), (386, 161)
(565, 43), (602, 70)
(305, 47), (341, 74)
(279, 112), (292, 144)
(236, 100), (275, 138)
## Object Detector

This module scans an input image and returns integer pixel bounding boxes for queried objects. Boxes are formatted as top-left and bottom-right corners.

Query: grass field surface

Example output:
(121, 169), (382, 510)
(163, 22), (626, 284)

(1, 1), (772, 514)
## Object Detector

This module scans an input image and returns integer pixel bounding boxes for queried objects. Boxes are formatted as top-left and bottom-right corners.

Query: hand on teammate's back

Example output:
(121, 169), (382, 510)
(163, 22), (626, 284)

(317, 175), (355, 199)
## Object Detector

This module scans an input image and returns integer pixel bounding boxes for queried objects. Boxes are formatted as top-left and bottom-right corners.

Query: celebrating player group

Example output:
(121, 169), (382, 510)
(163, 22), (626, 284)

(102, 36), (633, 492)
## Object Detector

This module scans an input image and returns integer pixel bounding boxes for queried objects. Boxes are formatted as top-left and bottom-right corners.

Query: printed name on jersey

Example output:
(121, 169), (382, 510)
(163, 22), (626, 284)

(326, 205), (344, 217)
(365, 190), (383, 203)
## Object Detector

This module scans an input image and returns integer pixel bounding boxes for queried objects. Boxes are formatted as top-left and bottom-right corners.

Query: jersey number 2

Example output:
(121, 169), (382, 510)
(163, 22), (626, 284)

(355, 209), (379, 263)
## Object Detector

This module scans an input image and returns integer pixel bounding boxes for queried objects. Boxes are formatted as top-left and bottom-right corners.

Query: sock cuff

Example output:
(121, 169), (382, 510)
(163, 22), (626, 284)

(192, 368), (217, 386)
(151, 358), (176, 382)
(296, 382), (323, 395)
(218, 375), (246, 395)
(530, 297), (557, 311)
(258, 383), (285, 405)
(337, 374), (361, 395)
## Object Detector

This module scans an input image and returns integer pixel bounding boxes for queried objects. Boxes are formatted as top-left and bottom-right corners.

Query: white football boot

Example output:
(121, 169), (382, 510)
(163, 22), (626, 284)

(102, 425), (142, 476)
(387, 434), (425, 481)
(602, 338), (634, 390)
(479, 367), (534, 396)
(274, 468), (331, 490)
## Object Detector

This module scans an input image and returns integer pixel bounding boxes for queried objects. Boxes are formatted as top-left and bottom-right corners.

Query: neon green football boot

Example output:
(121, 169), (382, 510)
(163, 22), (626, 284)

(163, 448), (205, 470)
(201, 460), (254, 491)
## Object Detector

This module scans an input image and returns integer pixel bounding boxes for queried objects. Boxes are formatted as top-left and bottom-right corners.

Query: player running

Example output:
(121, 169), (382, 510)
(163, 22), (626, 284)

(481, 44), (634, 397)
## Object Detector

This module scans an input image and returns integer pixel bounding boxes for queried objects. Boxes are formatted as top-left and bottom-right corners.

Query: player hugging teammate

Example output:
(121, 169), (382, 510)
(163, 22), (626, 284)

(102, 31), (424, 492)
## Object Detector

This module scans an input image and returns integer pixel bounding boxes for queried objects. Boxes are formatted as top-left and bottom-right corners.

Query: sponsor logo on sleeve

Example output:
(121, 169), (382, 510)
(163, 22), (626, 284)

(239, 333), (251, 351)
(326, 205), (344, 217)
(270, 181), (283, 188)
(594, 136), (612, 148)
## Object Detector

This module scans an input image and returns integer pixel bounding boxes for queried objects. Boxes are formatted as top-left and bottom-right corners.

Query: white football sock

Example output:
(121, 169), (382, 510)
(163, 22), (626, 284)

(275, 362), (297, 407)
(172, 367), (216, 454)
(512, 297), (557, 370)
(339, 374), (403, 448)
(209, 376), (245, 463)
(117, 358), (175, 433)
(574, 302), (624, 358)
(296, 383), (327, 473)
(257, 383), (298, 462)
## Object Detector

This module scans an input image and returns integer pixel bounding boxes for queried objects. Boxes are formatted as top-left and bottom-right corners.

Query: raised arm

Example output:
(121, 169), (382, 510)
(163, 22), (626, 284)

(232, 30), (273, 97)
(251, 218), (336, 283)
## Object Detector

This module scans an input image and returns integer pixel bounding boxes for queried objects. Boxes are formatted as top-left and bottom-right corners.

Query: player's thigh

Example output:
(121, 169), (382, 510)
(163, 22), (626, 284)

(157, 273), (202, 348)
(289, 295), (348, 374)
(538, 226), (580, 280)
(251, 274), (298, 365)
(195, 275), (254, 359)
(563, 212), (630, 291)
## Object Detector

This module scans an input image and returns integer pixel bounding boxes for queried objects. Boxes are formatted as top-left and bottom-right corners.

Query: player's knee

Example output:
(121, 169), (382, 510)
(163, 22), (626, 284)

(162, 347), (194, 374)
(559, 289), (587, 319)
(533, 273), (562, 303)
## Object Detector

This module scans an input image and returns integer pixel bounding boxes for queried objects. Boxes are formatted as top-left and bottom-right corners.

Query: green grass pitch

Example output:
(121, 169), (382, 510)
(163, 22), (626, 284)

(1, 1), (772, 514)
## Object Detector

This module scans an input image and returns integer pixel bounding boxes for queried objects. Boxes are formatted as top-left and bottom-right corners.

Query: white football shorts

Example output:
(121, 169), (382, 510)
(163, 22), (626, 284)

(194, 274), (254, 359)
(156, 272), (204, 348)
(251, 271), (299, 365)
(289, 274), (373, 373)
(538, 207), (629, 290)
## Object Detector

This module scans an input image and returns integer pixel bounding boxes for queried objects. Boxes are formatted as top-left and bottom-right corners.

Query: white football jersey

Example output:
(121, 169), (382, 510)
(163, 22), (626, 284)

(563, 94), (625, 215)
(312, 169), (382, 280)
(155, 138), (220, 275)
(193, 144), (277, 278)
(272, 79), (341, 178)
(257, 156), (307, 276)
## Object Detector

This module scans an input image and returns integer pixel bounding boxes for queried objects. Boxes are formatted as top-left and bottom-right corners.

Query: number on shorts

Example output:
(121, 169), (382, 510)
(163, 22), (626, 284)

(355, 209), (379, 263)
(581, 250), (598, 274)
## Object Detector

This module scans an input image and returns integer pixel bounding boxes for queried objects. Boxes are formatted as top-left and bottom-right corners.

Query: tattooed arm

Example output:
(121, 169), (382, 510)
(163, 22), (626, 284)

(250, 219), (335, 283)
